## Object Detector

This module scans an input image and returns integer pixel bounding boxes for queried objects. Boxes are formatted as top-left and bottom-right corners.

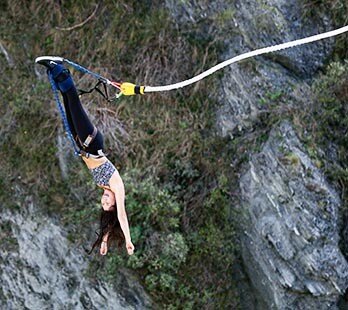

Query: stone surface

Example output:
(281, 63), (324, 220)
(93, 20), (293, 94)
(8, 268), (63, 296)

(164, 1), (348, 309)
(166, 0), (332, 76)
(217, 0), (333, 136)
(0, 198), (151, 310)
(216, 59), (308, 136)
(233, 0), (333, 76)
(239, 122), (348, 309)
(165, 0), (230, 25)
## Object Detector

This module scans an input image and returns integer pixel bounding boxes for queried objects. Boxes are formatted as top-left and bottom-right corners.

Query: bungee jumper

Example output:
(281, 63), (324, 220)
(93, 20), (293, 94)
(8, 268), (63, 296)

(36, 56), (134, 256)
(35, 24), (348, 255)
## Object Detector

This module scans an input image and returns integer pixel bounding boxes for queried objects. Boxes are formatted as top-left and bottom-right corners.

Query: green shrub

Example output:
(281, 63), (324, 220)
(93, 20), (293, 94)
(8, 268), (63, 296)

(89, 170), (190, 304)
(311, 61), (348, 152)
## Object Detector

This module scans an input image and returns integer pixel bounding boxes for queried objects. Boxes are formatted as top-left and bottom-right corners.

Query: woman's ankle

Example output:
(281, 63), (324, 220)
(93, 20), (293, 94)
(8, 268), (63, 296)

(51, 64), (74, 93)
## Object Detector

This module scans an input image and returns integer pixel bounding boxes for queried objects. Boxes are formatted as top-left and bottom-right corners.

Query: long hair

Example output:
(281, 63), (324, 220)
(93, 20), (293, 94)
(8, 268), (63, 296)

(88, 206), (125, 254)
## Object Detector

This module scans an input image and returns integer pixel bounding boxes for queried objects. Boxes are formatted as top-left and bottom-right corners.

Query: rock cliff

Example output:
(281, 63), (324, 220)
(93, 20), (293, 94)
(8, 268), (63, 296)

(0, 195), (150, 309)
(165, 0), (332, 135)
(165, 0), (348, 309)
(240, 122), (348, 309)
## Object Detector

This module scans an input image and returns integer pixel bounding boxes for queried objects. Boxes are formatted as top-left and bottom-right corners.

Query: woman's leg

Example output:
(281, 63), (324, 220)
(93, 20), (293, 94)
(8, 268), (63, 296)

(62, 88), (105, 154)
(53, 64), (104, 154)
(61, 92), (78, 140)
(62, 86), (95, 141)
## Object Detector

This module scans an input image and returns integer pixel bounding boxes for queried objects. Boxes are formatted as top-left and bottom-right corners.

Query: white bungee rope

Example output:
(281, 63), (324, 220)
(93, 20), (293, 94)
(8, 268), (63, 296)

(118, 25), (348, 96)
(36, 25), (348, 97)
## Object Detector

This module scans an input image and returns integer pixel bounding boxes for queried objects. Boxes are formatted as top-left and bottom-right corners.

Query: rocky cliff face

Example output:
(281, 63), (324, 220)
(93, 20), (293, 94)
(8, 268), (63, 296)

(217, 0), (332, 136)
(0, 194), (150, 309)
(165, 0), (348, 309)
(165, 0), (332, 136)
(240, 122), (348, 309)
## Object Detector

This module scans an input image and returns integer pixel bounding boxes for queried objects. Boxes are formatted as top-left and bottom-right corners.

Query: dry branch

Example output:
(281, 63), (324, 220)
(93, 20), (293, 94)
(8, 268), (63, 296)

(56, 4), (99, 31)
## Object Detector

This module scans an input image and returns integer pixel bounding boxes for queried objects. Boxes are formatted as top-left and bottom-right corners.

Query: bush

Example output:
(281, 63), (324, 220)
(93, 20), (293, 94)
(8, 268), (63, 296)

(93, 170), (189, 303)
(311, 61), (348, 155)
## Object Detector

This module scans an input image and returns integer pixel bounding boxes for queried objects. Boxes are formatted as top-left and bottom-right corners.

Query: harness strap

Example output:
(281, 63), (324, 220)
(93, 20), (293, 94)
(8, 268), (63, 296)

(77, 80), (110, 101)
(77, 125), (98, 148)
(80, 149), (105, 159)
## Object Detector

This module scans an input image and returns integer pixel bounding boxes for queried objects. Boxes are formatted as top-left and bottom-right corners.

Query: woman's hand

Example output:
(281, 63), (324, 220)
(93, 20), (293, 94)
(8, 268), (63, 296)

(126, 240), (134, 255)
(100, 241), (108, 256)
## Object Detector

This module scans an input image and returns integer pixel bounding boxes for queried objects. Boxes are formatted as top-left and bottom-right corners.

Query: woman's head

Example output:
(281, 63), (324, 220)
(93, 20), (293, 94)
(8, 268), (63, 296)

(101, 188), (116, 211)
(89, 206), (125, 255)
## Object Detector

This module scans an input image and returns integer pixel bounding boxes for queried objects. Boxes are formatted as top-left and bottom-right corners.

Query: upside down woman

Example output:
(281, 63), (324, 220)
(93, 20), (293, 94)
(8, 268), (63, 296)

(36, 56), (134, 256)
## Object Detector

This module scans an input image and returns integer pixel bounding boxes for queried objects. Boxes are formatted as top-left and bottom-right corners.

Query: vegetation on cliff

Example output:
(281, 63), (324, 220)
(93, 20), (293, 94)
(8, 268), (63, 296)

(1, 0), (347, 308)
(0, 1), (238, 308)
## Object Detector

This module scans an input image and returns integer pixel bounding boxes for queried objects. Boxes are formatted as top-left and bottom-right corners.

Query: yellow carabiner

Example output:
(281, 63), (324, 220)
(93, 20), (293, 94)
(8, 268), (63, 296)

(120, 82), (145, 96)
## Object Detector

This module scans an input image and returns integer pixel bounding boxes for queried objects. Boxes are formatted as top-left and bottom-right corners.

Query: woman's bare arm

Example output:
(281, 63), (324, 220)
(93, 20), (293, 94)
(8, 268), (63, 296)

(109, 170), (134, 254)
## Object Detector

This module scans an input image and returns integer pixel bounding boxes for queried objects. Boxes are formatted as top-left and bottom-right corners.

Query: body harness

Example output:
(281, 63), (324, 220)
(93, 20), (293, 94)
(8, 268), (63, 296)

(40, 24), (348, 157)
